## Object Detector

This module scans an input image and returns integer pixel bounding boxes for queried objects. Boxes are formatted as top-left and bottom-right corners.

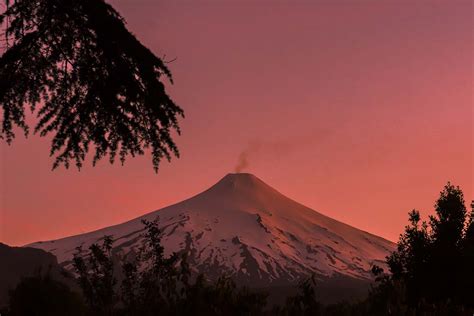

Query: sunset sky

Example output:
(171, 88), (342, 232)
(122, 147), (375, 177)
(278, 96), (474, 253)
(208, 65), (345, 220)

(1, 0), (472, 246)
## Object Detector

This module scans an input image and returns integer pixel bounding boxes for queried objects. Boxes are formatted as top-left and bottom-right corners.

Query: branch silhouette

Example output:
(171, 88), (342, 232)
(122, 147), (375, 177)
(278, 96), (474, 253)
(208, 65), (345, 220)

(0, 0), (184, 172)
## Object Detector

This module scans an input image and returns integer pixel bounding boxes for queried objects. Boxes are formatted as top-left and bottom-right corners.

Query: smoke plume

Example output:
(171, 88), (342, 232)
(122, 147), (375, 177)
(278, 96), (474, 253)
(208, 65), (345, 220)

(234, 143), (261, 173)
(233, 131), (328, 173)
(234, 152), (249, 173)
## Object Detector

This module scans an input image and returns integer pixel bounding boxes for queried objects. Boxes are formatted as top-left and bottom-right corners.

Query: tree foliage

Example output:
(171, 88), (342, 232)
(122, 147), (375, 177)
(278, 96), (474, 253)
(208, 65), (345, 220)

(73, 235), (116, 315)
(119, 219), (190, 315)
(0, 0), (183, 171)
(371, 182), (474, 315)
(279, 275), (321, 316)
(7, 274), (86, 316)
(72, 219), (267, 316)
(388, 183), (472, 305)
(322, 183), (474, 315)
(179, 275), (268, 316)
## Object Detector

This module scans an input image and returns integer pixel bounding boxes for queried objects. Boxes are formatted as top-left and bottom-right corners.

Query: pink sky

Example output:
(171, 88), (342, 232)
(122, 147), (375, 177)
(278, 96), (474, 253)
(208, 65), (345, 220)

(1, 0), (472, 246)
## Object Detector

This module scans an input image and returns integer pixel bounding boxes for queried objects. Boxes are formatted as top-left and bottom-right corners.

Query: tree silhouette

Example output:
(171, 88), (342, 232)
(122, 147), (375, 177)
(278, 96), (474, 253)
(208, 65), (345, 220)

(0, 0), (183, 172)
(73, 235), (117, 315)
(459, 201), (474, 307)
(71, 219), (268, 315)
(280, 275), (321, 316)
(7, 274), (86, 316)
(386, 209), (430, 304)
(385, 182), (474, 312)
(119, 219), (189, 315)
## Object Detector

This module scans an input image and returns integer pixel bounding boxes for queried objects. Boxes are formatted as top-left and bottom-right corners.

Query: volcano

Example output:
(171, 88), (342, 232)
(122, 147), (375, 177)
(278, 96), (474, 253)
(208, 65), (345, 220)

(28, 173), (395, 300)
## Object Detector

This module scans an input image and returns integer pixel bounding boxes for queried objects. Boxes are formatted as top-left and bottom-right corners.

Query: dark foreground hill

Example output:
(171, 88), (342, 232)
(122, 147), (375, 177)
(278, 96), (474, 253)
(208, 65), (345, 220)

(0, 243), (75, 307)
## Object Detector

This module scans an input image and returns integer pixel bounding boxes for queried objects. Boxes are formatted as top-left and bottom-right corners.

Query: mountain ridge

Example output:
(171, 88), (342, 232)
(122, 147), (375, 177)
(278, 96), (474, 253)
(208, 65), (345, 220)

(29, 173), (392, 246)
(28, 173), (395, 288)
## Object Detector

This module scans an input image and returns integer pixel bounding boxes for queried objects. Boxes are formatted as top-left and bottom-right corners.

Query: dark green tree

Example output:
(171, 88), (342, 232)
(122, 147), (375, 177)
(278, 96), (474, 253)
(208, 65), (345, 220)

(180, 275), (267, 316)
(119, 219), (188, 315)
(459, 201), (474, 307)
(359, 266), (410, 316)
(120, 219), (267, 315)
(72, 219), (268, 315)
(280, 275), (321, 316)
(427, 183), (468, 304)
(430, 183), (467, 246)
(0, 0), (183, 172)
(386, 209), (430, 304)
(72, 235), (117, 315)
(384, 182), (473, 312)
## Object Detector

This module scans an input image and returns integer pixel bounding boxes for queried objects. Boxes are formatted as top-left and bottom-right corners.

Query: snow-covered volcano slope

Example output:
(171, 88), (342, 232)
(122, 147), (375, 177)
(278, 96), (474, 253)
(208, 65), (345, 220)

(28, 173), (395, 286)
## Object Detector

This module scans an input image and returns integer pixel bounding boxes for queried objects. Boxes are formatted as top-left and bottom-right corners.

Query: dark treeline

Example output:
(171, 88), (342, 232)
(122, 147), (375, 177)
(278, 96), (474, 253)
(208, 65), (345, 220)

(2, 183), (473, 316)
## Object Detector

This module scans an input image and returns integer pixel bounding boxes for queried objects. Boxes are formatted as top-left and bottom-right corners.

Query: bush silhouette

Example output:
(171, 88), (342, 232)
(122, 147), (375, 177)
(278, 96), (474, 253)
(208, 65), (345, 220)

(7, 274), (86, 316)
(72, 219), (267, 315)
